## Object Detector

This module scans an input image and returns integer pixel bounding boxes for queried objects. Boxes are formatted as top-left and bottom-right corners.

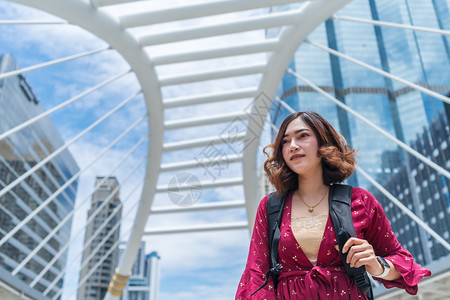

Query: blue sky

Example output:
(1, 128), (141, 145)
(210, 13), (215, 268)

(0, 1), (273, 299)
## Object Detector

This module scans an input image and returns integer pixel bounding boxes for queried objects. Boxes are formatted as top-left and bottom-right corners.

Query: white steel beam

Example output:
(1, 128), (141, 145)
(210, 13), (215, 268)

(0, 20), (67, 24)
(55, 226), (125, 299)
(163, 87), (257, 108)
(45, 160), (145, 297)
(0, 90), (141, 251)
(164, 111), (248, 130)
(0, 90), (141, 201)
(0, 69), (131, 142)
(332, 15), (450, 36)
(152, 39), (278, 65)
(91, 0), (143, 7)
(306, 39), (450, 105)
(66, 238), (123, 298)
(120, 0), (308, 28)
(139, 9), (305, 46)
(156, 177), (243, 193)
(275, 96), (296, 113)
(34, 178), (144, 289)
(356, 166), (450, 251)
(144, 221), (248, 235)
(150, 200), (245, 214)
(159, 63), (266, 86)
(160, 153), (242, 172)
(51, 206), (123, 293)
(270, 121), (279, 133)
(12, 119), (146, 277)
(163, 131), (247, 152)
(60, 215), (123, 296)
(29, 139), (146, 288)
(0, 46), (109, 80)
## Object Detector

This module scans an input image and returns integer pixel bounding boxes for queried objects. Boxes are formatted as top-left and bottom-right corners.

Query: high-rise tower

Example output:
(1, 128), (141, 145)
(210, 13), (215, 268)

(78, 176), (122, 300)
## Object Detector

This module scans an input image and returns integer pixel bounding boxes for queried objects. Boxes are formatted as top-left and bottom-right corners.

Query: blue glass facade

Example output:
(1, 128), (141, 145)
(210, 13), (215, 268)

(370, 114), (450, 267)
(0, 54), (79, 298)
(270, 0), (450, 273)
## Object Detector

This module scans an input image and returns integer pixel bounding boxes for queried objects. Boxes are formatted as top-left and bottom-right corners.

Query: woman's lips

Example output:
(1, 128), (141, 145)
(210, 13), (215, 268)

(290, 154), (304, 161)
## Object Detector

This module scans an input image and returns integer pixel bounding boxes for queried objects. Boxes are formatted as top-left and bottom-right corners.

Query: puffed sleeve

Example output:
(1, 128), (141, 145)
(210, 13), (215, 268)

(236, 195), (277, 300)
(360, 188), (431, 295)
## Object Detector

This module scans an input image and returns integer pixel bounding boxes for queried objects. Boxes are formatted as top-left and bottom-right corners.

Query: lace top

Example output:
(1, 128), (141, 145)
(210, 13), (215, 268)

(291, 214), (328, 266)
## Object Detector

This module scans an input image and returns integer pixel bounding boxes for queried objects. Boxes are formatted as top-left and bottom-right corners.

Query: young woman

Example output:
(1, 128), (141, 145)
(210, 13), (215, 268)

(236, 111), (430, 299)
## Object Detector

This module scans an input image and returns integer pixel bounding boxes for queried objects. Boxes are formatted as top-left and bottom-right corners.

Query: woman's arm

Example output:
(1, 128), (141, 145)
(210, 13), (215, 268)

(346, 188), (431, 295)
(236, 195), (277, 300)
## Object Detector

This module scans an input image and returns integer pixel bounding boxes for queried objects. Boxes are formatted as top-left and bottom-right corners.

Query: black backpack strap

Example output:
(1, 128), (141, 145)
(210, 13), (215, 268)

(251, 192), (285, 296)
(329, 184), (374, 300)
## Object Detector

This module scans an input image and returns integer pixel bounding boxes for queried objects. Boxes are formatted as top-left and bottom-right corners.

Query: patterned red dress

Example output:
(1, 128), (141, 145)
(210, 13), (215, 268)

(236, 187), (431, 299)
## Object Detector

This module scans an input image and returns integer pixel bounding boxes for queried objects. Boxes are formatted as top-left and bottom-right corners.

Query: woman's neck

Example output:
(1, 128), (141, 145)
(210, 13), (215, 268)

(297, 171), (327, 196)
(294, 174), (329, 216)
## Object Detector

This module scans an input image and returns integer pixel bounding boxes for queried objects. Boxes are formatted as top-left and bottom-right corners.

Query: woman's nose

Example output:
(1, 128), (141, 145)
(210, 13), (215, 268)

(290, 140), (299, 151)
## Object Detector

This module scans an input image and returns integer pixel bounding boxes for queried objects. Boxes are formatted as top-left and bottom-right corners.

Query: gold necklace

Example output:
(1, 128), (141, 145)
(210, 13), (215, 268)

(296, 188), (328, 213)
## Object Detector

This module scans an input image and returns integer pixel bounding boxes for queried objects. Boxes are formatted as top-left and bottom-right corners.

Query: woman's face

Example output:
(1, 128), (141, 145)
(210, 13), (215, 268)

(281, 117), (322, 177)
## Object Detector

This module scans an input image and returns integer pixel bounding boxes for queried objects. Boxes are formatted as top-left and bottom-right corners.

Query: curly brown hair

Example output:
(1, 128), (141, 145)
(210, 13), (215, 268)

(263, 111), (357, 195)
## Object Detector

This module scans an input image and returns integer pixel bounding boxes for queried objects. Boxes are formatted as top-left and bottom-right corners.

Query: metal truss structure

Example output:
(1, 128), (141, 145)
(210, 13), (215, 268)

(0, 0), (449, 299)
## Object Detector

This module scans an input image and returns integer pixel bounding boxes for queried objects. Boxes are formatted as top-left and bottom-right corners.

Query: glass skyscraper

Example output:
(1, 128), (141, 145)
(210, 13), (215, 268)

(0, 53), (80, 298)
(268, 0), (450, 290)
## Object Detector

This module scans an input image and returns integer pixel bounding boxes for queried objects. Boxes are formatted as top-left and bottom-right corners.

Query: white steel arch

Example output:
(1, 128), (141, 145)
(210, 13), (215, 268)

(243, 0), (351, 231)
(0, 0), (449, 299)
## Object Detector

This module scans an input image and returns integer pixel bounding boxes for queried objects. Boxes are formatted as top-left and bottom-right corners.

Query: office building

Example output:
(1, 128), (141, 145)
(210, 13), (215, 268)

(78, 176), (122, 300)
(119, 242), (161, 300)
(371, 113), (450, 265)
(0, 53), (80, 298)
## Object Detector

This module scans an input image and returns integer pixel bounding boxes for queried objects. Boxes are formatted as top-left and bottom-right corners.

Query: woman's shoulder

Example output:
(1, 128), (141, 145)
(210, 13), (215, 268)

(261, 193), (271, 204)
(351, 186), (374, 197)
(256, 194), (270, 212)
(351, 187), (379, 207)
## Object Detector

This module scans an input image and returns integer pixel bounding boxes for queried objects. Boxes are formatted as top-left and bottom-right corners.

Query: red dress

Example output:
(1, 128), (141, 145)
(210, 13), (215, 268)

(236, 187), (431, 299)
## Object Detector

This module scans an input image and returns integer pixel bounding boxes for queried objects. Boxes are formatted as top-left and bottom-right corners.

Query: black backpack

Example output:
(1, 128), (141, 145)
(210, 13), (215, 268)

(252, 184), (373, 299)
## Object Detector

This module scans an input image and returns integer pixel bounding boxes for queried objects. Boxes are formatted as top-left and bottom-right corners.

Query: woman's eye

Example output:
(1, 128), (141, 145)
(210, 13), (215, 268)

(282, 140), (288, 145)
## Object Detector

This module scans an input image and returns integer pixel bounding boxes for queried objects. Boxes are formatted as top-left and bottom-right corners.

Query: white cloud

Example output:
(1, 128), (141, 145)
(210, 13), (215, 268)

(142, 229), (250, 299)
